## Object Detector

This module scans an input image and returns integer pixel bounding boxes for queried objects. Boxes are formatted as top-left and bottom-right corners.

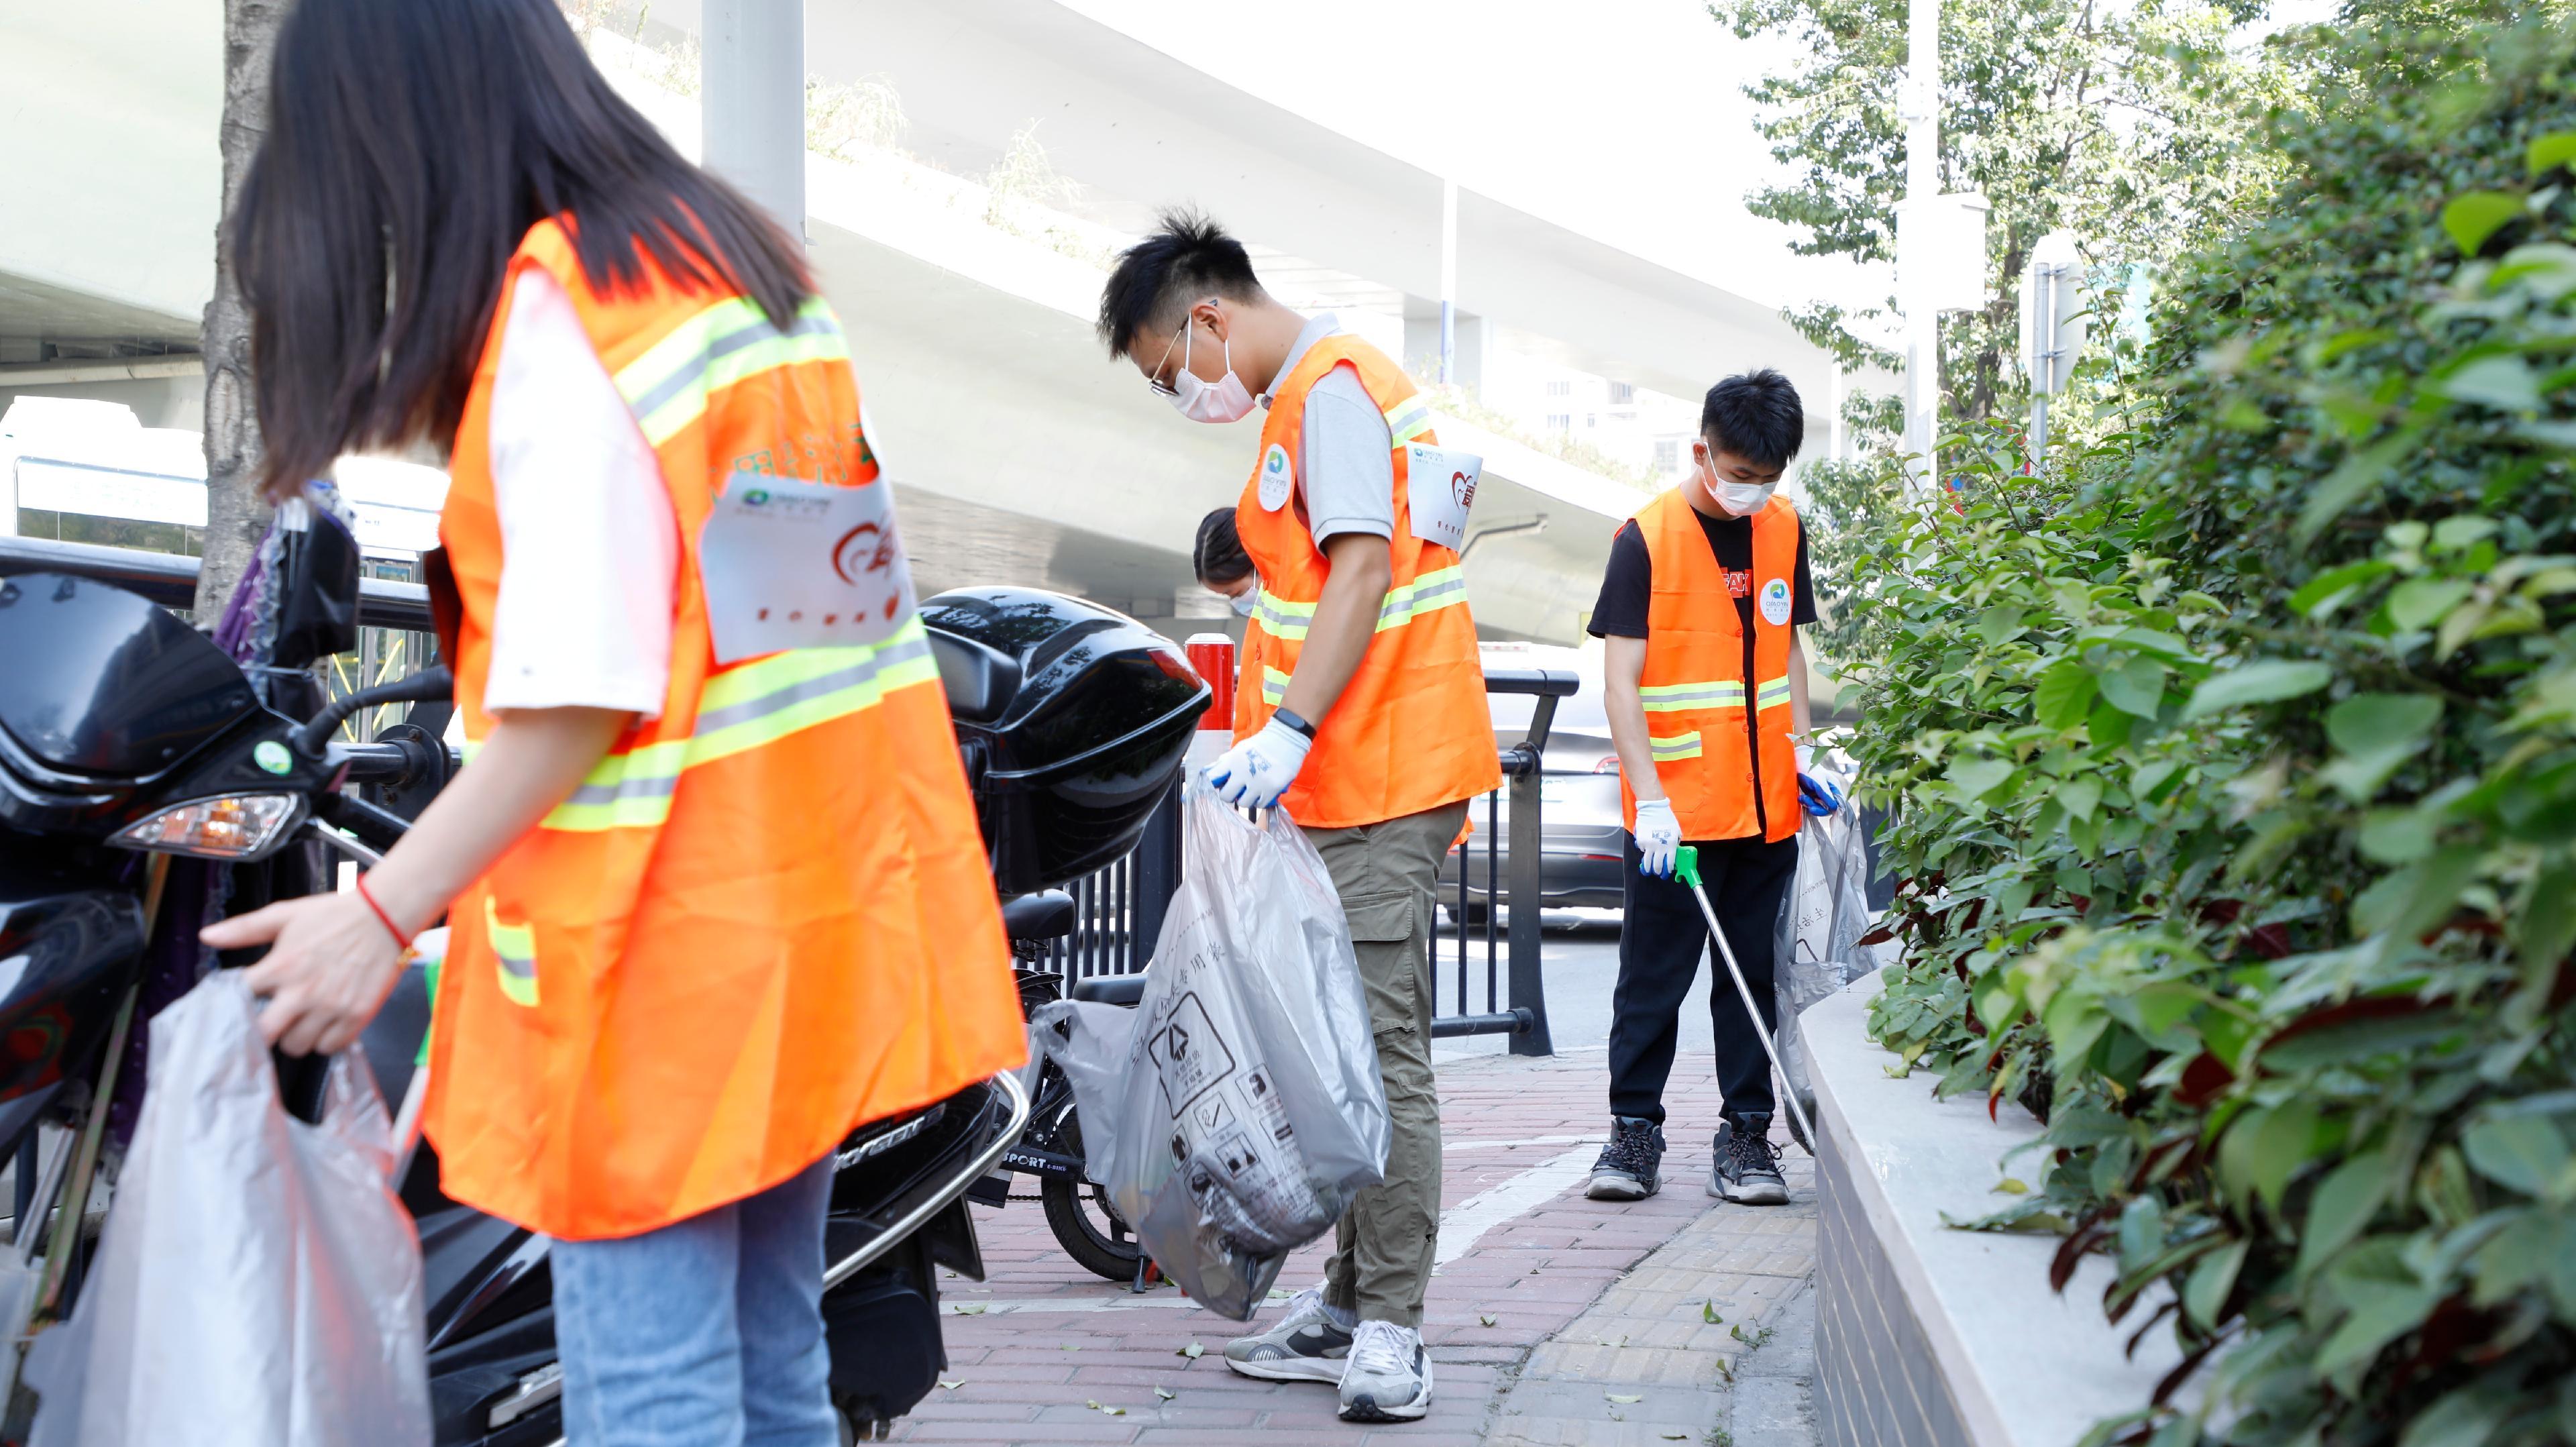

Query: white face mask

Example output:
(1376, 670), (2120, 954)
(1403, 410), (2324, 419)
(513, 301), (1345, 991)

(1703, 451), (1779, 517)
(1166, 321), (1257, 425)
(1230, 587), (1259, 619)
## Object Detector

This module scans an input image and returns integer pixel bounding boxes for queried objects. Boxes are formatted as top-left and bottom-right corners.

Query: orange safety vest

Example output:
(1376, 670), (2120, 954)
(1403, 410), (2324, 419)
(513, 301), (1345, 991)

(1232, 335), (1500, 829)
(422, 219), (1025, 1240)
(1617, 488), (1804, 845)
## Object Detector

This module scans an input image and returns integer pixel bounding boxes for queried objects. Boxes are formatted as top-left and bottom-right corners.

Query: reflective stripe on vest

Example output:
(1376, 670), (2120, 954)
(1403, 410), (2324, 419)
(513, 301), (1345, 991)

(1639, 680), (1748, 712)
(1251, 564), (1469, 644)
(1383, 393), (1435, 445)
(486, 898), (539, 1008)
(542, 621), (939, 833)
(1756, 675), (1794, 710)
(1649, 730), (1704, 761)
(616, 297), (849, 447)
(1261, 665), (1290, 706)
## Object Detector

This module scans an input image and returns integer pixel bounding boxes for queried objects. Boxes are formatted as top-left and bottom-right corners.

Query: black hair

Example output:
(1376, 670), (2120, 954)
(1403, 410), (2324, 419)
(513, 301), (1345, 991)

(1700, 369), (1805, 469)
(231, 0), (812, 500)
(1097, 209), (1268, 360)
(1193, 506), (1252, 587)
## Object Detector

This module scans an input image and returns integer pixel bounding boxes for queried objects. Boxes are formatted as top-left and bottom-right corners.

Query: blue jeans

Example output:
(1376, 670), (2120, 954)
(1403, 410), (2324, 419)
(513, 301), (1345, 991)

(551, 1159), (838, 1447)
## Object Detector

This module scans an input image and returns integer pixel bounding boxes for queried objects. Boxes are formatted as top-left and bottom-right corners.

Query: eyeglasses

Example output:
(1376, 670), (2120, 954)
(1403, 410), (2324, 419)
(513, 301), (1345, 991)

(1145, 315), (1191, 398)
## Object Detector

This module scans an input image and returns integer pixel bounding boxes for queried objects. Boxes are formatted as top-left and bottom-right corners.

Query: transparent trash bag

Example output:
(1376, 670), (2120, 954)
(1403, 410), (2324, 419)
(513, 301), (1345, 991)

(1035, 786), (1391, 1320)
(1772, 756), (1882, 1153)
(26, 972), (431, 1447)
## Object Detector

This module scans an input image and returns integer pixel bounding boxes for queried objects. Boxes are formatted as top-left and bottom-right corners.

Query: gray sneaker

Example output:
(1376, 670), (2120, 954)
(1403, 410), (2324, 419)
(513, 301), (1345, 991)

(1710, 1112), (1790, 1205)
(1223, 1287), (1354, 1383)
(1585, 1116), (1666, 1201)
(1338, 1320), (1434, 1422)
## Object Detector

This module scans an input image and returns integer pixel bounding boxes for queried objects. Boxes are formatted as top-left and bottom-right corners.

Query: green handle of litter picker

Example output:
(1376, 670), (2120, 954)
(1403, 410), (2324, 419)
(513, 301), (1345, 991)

(1674, 845), (1701, 889)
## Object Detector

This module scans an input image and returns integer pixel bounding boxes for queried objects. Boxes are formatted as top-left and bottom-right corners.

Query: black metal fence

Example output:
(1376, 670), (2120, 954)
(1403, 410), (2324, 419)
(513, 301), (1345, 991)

(1026, 667), (1576, 1057)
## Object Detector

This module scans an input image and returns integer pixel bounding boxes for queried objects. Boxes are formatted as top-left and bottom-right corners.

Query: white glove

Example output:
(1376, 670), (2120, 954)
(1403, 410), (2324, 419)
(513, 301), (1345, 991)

(1631, 798), (1682, 879)
(1203, 718), (1313, 811)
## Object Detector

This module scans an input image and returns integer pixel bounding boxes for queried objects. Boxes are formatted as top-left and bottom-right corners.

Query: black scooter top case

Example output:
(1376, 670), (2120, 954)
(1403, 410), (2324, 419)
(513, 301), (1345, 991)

(921, 587), (1208, 895)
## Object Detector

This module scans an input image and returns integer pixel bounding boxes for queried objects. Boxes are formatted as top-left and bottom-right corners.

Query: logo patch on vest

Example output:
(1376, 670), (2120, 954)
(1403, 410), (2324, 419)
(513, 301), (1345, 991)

(1258, 443), (1294, 511)
(1759, 577), (1794, 627)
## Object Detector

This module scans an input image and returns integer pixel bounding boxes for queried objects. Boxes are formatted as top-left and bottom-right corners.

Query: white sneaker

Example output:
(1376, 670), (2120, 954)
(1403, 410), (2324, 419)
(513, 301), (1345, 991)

(1338, 1319), (1433, 1422)
(1223, 1287), (1354, 1383)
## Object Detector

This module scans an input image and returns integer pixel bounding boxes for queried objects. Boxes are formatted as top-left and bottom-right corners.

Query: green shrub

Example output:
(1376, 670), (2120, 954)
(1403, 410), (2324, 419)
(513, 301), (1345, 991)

(1847, 12), (2576, 1443)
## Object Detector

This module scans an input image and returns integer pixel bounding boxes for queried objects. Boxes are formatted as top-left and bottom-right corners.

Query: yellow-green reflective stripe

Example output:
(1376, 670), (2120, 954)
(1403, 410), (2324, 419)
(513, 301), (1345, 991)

(1253, 589), (1314, 641)
(1383, 396), (1434, 445)
(541, 622), (938, 832)
(1373, 566), (1468, 632)
(1261, 665), (1289, 704)
(617, 297), (847, 447)
(486, 898), (539, 1008)
(1756, 676), (1794, 709)
(1639, 681), (1746, 712)
(1648, 731), (1703, 761)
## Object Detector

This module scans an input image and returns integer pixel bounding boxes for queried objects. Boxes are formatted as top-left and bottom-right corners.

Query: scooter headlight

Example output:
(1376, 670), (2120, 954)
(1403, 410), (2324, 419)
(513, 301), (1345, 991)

(111, 794), (305, 860)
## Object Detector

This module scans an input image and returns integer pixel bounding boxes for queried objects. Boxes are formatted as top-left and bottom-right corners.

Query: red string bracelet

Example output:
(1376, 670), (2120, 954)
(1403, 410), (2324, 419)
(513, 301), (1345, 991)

(354, 873), (415, 952)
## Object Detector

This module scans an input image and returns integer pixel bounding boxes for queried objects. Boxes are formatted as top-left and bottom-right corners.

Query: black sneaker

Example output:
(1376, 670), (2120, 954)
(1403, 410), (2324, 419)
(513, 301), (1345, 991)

(1709, 1112), (1789, 1205)
(1585, 1116), (1666, 1201)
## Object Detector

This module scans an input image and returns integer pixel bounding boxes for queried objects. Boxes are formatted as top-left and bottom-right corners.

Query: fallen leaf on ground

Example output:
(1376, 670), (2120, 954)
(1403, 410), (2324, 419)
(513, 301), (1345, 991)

(1607, 1393), (1644, 1404)
(951, 1303), (988, 1315)
(1178, 1342), (1205, 1359)
(1061, 1344), (1081, 1351)
(1996, 1177), (2029, 1194)
(1703, 1301), (1721, 1324)
(1267, 1287), (1293, 1301)
(1155, 1388), (1176, 1401)
(1479, 1314), (1497, 1328)
(936, 1380), (963, 1391)
(1085, 1400), (1127, 1416)
(1663, 1434), (1690, 1441)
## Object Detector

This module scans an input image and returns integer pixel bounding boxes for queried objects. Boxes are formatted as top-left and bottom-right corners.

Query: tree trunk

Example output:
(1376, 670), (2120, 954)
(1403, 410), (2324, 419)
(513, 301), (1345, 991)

(194, 0), (286, 620)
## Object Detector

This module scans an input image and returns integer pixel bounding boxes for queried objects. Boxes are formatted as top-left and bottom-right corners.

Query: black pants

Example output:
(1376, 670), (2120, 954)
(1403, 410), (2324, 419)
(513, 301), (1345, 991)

(1607, 833), (1800, 1127)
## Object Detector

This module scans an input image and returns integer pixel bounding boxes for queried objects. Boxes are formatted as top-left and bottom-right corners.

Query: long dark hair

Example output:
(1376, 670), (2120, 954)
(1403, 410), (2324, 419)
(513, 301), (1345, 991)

(231, 0), (812, 499)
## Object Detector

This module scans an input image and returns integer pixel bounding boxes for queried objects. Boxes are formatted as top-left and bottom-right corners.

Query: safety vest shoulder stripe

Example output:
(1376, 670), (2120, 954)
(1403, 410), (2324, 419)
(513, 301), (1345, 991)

(1382, 395), (1435, 445)
(1648, 730), (1703, 761)
(618, 297), (847, 447)
(541, 623), (937, 833)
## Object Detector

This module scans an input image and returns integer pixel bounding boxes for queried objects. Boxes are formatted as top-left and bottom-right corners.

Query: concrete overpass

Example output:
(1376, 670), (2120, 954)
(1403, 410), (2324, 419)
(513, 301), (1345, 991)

(0, 0), (1839, 645)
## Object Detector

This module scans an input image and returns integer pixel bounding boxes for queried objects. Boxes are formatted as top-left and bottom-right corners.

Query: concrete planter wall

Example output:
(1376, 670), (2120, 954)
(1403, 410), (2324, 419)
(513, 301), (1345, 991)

(1805, 974), (2183, 1447)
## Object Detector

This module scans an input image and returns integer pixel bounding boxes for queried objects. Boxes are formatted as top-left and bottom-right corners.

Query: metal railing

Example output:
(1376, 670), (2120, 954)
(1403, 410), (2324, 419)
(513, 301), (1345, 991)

(1028, 667), (1574, 1057)
(0, 536), (435, 631)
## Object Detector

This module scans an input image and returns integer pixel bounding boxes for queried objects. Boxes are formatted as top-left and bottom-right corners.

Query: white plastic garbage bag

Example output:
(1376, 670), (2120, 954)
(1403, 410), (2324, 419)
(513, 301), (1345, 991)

(1035, 785), (1391, 1320)
(1773, 757), (1882, 1152)
(25, 971), (432, 1447)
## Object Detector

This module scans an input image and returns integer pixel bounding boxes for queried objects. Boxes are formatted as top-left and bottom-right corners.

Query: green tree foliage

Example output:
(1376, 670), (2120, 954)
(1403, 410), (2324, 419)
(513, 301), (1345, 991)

(1719, 0), (2300, 447)
(1851, 10), (2576, 1441)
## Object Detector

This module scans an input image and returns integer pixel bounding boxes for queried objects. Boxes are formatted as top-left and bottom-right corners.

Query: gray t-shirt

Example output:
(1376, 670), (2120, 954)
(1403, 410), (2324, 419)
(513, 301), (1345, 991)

(1260, 313), (1395, 545)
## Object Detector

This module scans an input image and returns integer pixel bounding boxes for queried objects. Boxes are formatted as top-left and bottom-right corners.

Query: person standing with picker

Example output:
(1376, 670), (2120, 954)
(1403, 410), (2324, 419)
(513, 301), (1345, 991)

(1582, 369), (1843, 1208)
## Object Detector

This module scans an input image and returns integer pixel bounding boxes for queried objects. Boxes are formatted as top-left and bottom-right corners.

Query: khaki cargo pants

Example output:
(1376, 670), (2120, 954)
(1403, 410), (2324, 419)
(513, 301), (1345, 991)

(1304, 798), (1467, 1330)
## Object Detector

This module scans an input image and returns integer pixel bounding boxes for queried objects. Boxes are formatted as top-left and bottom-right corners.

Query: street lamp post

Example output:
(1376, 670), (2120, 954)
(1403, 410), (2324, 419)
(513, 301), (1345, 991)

(1898, 0), (1941, 495)
(703, 0), (806, 237)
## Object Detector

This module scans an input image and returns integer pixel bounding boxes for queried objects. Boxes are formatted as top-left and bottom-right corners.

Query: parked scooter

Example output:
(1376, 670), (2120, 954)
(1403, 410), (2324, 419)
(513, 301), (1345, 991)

(0, 570), (1203, 1443)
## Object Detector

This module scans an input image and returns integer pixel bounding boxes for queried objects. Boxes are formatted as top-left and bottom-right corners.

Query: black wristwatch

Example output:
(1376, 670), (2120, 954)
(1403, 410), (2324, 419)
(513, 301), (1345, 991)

(1271, 706), (1318, 741)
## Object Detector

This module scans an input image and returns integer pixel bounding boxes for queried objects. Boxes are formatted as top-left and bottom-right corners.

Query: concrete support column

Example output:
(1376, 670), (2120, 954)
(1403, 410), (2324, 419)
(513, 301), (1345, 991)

(703, 0), (806, 237)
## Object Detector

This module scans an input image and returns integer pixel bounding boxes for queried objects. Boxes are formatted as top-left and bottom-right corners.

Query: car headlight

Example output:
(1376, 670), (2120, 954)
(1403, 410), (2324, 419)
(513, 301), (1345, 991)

(111, 794), (305, 860)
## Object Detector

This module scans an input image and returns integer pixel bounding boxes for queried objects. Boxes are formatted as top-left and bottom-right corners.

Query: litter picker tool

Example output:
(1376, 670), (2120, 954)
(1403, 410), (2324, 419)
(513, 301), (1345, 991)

(1674, 845), (1817, 1154)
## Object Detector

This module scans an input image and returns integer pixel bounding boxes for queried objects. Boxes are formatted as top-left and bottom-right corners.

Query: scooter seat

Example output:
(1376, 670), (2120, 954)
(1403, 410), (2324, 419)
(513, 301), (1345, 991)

(1067, 973), (1147, 1008)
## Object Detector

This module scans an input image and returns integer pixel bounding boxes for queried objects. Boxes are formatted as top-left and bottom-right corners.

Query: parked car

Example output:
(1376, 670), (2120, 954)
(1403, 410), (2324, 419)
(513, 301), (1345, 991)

(1440, 642), (1627, 919)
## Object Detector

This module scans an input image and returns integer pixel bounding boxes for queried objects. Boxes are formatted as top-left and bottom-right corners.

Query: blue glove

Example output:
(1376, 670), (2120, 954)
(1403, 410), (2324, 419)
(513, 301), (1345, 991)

(1798, 771), (1844, 817)
(1203, 718), (1313, 811)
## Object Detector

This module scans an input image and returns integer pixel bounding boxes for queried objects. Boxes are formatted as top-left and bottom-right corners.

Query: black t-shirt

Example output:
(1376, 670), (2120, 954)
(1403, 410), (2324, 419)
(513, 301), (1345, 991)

(1587, 509), (1817, 641)
(1588, 503), (1815, 842)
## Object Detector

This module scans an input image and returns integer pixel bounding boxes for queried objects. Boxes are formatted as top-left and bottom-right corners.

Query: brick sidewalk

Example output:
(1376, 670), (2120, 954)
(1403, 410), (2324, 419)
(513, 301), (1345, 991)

(895, 1049), (1815, 1446)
